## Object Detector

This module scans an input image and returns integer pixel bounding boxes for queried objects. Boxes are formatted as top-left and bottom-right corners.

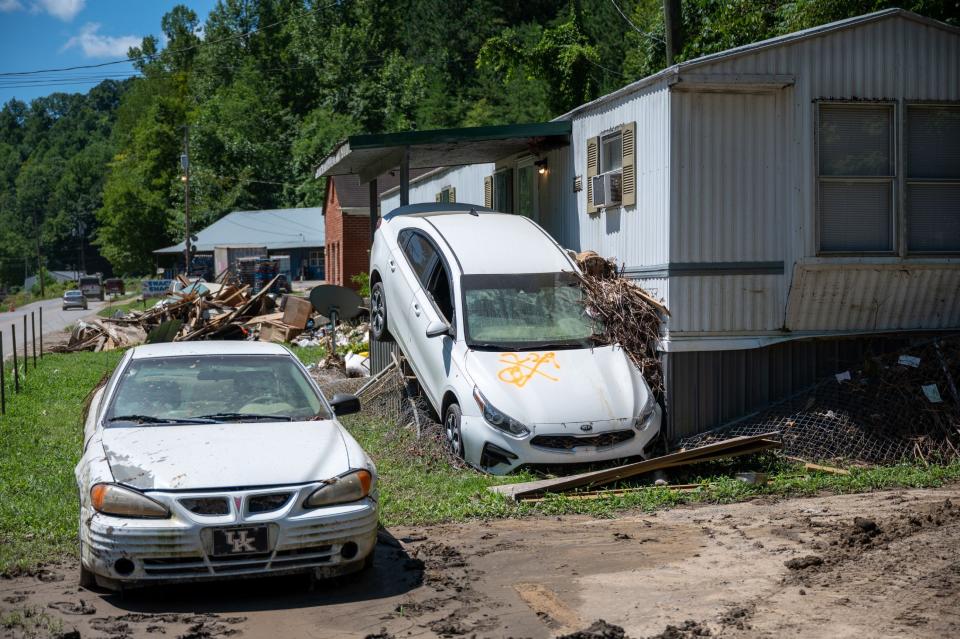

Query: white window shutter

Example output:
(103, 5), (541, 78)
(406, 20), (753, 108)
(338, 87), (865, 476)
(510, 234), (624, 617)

(449, 187), (456, 203)
(621, 122), (636, 206)
(483, 176), (493, 208)
(586, 137), (599, 215)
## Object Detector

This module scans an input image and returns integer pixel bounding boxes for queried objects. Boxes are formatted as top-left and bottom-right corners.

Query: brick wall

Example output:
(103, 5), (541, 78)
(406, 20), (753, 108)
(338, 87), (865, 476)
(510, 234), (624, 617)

(324, 177), (372, 291)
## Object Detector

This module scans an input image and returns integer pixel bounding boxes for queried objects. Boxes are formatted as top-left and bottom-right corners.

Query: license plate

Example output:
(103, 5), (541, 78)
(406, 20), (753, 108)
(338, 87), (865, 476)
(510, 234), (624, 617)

(211, 526), (269, 556)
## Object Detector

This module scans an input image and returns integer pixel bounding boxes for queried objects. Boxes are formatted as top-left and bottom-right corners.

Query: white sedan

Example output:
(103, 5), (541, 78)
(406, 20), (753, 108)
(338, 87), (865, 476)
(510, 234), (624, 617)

(76, 341), (377, 590)
(369, 203), (662, 474)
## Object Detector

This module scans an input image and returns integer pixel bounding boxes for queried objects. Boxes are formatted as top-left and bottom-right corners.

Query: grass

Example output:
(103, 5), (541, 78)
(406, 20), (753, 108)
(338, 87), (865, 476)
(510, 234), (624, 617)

(96, 295), (148, 318)
(1, 607), (65, 637)
(0, 350), (124, 572)
(2, 348), (959, 573)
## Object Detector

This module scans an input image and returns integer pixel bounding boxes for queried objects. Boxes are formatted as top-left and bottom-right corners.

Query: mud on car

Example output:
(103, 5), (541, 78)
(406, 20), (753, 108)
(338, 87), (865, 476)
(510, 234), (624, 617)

(76, 341), (377, 590)
(369, 203), (662, 474)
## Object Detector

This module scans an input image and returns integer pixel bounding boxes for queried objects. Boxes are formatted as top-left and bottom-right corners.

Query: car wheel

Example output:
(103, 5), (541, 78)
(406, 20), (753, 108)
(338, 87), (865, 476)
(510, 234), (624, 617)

(444, 403), (465, 459)
(370, 281), (392, 342)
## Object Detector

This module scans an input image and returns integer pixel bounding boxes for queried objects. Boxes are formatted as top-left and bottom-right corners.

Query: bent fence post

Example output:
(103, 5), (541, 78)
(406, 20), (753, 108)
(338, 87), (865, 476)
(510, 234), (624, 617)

(1, 329), (5, 414)
(31, 311), (36, 368)
(12, 323), (19, 393)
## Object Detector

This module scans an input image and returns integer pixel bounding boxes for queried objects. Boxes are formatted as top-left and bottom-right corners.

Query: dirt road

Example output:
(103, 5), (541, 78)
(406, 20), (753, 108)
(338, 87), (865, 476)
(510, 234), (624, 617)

(3, 487), (960, 638)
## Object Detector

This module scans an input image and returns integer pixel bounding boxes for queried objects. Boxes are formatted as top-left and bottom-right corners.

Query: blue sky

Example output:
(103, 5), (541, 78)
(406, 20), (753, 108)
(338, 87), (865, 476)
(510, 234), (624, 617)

(0, 0), (218, 105)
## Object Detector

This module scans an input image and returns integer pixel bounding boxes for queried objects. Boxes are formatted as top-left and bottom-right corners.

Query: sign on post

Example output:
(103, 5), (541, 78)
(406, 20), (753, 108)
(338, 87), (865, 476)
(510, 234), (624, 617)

(141, 279), (173, 299)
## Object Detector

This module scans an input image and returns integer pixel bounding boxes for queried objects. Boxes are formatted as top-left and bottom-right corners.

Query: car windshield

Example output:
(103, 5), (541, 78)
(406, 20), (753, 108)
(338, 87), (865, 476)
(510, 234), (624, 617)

(461, 272), (601, 349)
(104, 355), (330, 425)
(65, 291), (82, 297)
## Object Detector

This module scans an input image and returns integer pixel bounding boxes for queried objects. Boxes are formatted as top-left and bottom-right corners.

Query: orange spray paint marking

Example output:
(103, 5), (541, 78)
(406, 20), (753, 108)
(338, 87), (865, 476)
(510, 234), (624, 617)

(498, 352), (560, 388)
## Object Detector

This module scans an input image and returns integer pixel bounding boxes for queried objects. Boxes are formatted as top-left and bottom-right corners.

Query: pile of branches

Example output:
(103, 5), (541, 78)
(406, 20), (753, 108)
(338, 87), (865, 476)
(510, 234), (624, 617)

(574, 251), (669, 397)
(53, 274), (286, 353)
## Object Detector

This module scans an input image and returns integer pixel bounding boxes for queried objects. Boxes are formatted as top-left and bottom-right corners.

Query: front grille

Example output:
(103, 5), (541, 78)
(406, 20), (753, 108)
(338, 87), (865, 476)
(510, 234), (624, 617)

(142, 545), (336, 578)
(248, 493), (293, 514)
(180, 497), (230, 515)
(531, 429), (635, 450)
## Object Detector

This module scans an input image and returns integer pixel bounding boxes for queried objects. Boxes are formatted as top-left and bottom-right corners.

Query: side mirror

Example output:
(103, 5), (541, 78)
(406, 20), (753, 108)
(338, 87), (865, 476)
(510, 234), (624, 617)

(329, 393), (361, 416)
(425, 319), (451, 338)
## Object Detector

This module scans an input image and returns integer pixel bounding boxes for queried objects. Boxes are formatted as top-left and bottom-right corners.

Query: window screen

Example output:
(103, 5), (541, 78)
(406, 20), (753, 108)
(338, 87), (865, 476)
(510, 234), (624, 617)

(818, 104), (894, 252)
(906, 105), (960, 253)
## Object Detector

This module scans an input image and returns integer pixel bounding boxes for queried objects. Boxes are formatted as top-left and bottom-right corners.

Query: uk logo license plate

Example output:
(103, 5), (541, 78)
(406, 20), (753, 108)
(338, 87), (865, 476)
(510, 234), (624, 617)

(212, 526), (269, 555)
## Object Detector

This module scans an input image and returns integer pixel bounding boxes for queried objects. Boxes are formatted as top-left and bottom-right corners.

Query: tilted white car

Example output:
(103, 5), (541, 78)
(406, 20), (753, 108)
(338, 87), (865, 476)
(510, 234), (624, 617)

(75, 341), (377, 590)
(369, 203), (662, 474)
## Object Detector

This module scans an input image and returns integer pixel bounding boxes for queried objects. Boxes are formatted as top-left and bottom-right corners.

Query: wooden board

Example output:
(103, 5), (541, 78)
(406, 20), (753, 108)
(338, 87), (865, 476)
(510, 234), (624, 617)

(490, 433), (781, 500)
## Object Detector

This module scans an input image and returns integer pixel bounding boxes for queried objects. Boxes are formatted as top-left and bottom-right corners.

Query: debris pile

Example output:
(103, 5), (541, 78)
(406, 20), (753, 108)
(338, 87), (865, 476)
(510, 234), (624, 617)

(52, 274), (327, 352)
(575, 251), (669, 396)
(680, 337), (960, 465)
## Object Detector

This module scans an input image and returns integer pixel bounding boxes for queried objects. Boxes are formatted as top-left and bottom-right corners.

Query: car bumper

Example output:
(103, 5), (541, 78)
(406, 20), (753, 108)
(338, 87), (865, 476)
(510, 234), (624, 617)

(80, 496), (379, 589)
(461, 405), (662, 474)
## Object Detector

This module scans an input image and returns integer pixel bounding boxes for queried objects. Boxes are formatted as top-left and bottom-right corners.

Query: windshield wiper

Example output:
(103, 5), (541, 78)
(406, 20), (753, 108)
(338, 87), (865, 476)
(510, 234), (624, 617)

(189, 412), (293, 422)
(108, 414), (217, 424)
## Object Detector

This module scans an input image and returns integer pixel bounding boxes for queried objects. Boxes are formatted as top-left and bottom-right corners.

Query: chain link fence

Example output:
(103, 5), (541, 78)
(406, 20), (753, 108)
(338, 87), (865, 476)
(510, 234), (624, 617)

(679, 336), (960, 465)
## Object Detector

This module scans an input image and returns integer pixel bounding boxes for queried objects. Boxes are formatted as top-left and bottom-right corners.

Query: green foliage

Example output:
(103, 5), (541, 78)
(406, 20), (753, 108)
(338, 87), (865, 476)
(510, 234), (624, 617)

(351, 271), (371, 298)
(1, 0), (956, 286)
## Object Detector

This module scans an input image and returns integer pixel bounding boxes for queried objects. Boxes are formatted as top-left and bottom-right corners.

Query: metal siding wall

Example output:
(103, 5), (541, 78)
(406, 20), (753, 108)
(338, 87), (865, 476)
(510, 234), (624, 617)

(666, 16), (960, 336)
(380, 163), (495, 213)
(571, 81), (671, 275)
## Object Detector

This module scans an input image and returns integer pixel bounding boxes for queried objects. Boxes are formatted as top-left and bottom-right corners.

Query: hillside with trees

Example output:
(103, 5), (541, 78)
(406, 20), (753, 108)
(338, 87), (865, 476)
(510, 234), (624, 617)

(0, 0), (956, 286)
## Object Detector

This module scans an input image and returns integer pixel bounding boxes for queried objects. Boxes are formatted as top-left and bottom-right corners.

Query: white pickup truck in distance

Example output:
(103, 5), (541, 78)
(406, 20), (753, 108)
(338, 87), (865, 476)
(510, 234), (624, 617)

(369, 203), (662, 474)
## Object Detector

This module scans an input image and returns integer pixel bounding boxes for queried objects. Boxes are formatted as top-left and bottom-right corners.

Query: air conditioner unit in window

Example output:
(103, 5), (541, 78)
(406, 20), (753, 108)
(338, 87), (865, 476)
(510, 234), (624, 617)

(591, 172), (622, 208)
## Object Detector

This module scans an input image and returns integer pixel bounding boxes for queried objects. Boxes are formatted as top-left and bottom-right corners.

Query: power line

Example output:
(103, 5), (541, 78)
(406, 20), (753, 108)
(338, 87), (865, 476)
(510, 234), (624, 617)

(0, 0), (342, 77)
(608, 0), (665, 44)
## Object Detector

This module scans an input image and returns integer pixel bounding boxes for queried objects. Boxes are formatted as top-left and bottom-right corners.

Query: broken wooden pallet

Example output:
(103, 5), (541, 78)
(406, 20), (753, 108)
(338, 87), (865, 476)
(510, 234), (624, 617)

(490, 432), (782, 501)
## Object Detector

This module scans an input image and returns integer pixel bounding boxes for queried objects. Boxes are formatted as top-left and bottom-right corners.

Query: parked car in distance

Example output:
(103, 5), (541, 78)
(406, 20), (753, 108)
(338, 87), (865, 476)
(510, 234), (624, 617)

(62, 289), (89, 311)
(104, 278), (125, 297)
(75, 341), (376, 590)
(369, 203), (662, 474)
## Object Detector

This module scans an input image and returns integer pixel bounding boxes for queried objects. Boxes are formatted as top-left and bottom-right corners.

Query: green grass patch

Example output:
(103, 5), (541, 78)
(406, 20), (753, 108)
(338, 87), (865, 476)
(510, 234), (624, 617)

(1, 349), (959, 574)
(0, 351), (124, 573)
(96, 295), (148, 317)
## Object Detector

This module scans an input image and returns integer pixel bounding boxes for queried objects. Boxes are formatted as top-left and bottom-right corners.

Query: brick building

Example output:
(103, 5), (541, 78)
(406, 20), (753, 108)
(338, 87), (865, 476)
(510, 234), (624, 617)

(323, 171), (426, 290)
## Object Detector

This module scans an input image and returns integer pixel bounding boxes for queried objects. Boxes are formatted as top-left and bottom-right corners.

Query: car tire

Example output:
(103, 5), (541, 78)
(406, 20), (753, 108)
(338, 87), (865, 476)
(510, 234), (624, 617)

(370, 281), (392, 342)
(444, 403), (465, 459)
(79, 563), (96, 589)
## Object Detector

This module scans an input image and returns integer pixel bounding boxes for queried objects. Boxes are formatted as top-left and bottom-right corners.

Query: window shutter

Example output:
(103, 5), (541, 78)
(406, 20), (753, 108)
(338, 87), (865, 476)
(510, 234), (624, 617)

(449, 187), (456, 203)
(484, 176), (493, 208)
(586, 137), (599, 215)
(620, 122), (636, 206)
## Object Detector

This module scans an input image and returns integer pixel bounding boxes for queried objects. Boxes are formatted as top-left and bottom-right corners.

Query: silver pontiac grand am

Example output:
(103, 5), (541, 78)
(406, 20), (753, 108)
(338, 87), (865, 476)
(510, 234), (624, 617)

(75, 341), (377, 590)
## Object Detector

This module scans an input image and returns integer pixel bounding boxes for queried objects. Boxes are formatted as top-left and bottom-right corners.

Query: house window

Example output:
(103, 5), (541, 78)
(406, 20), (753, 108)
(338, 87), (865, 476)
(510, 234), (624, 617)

(600, 131), (623, 174)
(817, 103), (895, 253)
(906, 105), (960, 253)
(309, 250), (322, 268)
(493, 169), (513, 213)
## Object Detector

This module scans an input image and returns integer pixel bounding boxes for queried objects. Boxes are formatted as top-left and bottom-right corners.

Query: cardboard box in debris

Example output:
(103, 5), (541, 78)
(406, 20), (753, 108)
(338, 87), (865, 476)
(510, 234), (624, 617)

(52, 274), (350, 352)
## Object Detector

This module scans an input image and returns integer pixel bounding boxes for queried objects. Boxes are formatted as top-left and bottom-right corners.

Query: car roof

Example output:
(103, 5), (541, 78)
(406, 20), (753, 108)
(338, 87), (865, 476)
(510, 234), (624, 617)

(421, 213), (575, 275)
(129, 340), (292, 360)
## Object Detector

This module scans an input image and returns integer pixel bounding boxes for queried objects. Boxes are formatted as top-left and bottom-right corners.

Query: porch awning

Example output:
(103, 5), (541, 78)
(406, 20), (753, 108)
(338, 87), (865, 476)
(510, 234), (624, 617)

(315, 121), (571, 183)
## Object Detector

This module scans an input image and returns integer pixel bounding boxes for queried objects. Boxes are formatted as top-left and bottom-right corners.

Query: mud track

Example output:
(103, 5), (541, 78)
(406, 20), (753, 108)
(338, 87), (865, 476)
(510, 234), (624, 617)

(3, 487), (960, 638)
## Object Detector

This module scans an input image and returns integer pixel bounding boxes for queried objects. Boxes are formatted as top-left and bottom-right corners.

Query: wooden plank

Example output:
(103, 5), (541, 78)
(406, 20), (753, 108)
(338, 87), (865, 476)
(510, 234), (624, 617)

(786, 457), (850, 476)
(490, 433), (781, 500)
(518, 483), (702, 503)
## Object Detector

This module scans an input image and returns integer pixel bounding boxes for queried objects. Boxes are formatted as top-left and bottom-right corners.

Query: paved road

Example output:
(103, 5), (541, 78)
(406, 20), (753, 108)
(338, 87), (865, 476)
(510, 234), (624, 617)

(0, 295), (109, 359)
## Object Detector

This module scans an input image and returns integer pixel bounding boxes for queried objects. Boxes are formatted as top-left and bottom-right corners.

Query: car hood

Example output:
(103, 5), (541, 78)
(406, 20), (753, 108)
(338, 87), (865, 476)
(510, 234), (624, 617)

(464, 345), (651, 428)
(101, 421), (350, 491)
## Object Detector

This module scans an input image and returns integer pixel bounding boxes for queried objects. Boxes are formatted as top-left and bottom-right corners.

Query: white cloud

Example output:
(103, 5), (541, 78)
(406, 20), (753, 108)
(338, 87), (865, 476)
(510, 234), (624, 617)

(61, 22), (141, 58)
(0, 0), (25, 12)
(33, 0), (85, 21)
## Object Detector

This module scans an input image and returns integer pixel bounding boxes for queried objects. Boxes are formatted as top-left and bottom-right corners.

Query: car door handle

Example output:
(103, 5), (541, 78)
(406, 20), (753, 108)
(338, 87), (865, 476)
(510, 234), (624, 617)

(413, 302), (421, 317)
(388, 258), (396, 272)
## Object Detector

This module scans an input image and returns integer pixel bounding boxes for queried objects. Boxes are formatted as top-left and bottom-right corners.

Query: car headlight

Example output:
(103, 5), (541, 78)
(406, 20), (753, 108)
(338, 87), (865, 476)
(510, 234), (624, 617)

(473, 387), (530, 437)
(303, 469), (373, 508)
(90, 483), (170, 519)
(633, 392), (657, 430)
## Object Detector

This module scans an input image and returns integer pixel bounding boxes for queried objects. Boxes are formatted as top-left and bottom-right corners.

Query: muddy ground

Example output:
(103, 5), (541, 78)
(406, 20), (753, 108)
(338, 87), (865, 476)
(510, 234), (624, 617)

(3, 487), (960, 639)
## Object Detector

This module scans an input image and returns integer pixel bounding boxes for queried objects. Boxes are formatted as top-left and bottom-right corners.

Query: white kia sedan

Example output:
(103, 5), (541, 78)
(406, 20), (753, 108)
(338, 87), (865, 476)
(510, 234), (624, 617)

(369, 203), (662, 474)
(75, 341), (377, 590)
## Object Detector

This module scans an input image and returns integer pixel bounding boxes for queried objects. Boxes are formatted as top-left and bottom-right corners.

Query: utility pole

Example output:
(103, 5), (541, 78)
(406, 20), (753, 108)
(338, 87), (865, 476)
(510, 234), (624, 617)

(663, 0), (683, 66)
(76, 217), (86, 276)
(181, 125), (192, 276)
(33, 212), (44, 298)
